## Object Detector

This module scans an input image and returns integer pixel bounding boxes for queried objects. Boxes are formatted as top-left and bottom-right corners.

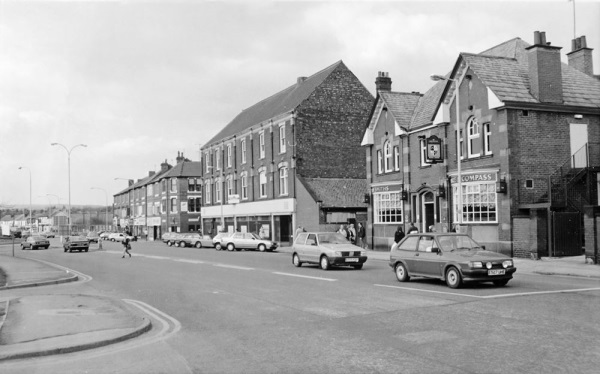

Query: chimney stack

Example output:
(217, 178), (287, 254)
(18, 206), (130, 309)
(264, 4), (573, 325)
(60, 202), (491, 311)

(375, 71), (392, 92)
(128, 179), (134, 187)
(567, 35), (594, 77)
(149, 171), (156, 177)
(297, 77), (307, 85)
(176, 151), (185, 164)
(526, 31), (563, 103)
(160, 159), (171, 172)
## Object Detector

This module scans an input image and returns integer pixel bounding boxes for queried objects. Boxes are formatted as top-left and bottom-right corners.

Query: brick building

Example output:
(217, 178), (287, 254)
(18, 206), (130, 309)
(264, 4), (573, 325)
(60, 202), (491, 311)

(200, 61), (373, 245)
(363, 32), (600, 259)
(113, 152), (202, 240)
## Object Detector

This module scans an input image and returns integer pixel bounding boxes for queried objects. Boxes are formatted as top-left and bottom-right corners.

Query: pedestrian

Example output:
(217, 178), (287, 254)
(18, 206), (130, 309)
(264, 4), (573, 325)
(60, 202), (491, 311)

(357, 222), (366, 249)
(337, 224), (347, 239)
(348, 223), (356, 244)
(121, 237), (132, 258)
(407, 223), (419, 234)
(429, 225), (436, 232)
(391, 226), (405, 251)
(295, 225), (304, 238)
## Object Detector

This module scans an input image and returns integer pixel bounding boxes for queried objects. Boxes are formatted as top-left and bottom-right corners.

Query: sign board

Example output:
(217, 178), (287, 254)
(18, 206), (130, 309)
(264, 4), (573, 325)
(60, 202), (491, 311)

(180, 201), (188, 212)
(426, 135), (443, 163)
(228, 194), (240, 204)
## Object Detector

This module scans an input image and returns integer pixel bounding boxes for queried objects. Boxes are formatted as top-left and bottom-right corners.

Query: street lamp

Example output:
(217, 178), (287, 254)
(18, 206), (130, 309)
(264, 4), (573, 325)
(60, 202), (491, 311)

(91, 187), (109, 232)
(430, 74), (463, 228)
(18, 166), (32, 232)
(51, 143), (87, 235)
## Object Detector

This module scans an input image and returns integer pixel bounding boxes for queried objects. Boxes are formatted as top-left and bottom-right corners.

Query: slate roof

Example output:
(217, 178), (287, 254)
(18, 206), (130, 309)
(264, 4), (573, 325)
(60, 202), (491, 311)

(409, 79), (447, 129)
(300, 177), (368, 209)
(379, 92), (421, 127)
(162, 161), (202, 178)
(205, 60), (346, 146)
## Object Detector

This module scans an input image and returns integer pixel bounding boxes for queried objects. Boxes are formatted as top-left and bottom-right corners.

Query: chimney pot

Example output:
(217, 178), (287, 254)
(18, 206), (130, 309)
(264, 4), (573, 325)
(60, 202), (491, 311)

(375, 71), (392, 92)
(567, 35), (594, 76)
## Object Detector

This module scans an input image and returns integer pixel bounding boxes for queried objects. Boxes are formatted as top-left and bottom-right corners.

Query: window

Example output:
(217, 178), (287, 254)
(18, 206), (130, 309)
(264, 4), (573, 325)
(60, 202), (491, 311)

(459, 130), (464, 160)
(394, 146), (401, 171)
(188, 197), (201, 212)
(161, 179), (167, 193)
(384, 141), (392, 172)
(205, 152), (210, 172)
(147, 184), (153, 196)
(279, 167), (288, 195)
(215, 180), (221, 203)
(279, 124), (286, 153)
(374, 192), (403, 223)
(259, 171), (267, 197)
(161, 200), (167, 214)
(227, 178), (233, 198)
(205, 181), (211, 204)
(241, 139), (247, 164)
(483, 122), (492, 156)
(215, 150), (221, 170)
(170, 198), (177, 213)
(188, 178), (196, 192)
(453, 182), (497, 223)
(241, 175), (248, 200)
(398, 236), (418, 251)
(227, 144), (232, 167)
(259, 131), (265, 159)
(420, 139), (428, 166)
(377, 150), (383, 174)
(467, 117), (481, 158)
(170, 179), (177, 192)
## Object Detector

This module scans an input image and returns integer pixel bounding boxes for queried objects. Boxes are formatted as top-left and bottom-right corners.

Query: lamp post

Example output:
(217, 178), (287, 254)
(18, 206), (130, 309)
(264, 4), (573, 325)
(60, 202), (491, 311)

(18, 166), (32, 232)
(51, 143), (87, 235)
(430, 74), (462, 229)
(91, 187), (109, 232)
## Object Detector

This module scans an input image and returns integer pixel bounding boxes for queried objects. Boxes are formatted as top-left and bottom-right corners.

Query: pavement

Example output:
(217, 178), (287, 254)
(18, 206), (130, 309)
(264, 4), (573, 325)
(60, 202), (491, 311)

(0, 249), (599, 362)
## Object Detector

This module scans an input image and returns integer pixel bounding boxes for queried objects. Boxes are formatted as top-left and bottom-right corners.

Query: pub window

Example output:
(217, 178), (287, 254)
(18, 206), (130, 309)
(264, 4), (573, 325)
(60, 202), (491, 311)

(394, 146), (401, 171)
(384, 141), (392, 172)
(377, 150), (383, 174)
(483, 122), (492, 156)
(467, 117), (481, 158)
(374, 192), (403, 223)
(453, 182), (497, 223)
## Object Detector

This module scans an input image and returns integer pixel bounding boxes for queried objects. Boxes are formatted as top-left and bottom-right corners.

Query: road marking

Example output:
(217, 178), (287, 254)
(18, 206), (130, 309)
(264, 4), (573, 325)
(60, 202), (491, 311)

(33, 259), (93, 283)
(173, 259), (205, 264)
(375, 284), (482, 298)
(478, 287), (600, 299)
(213, 264), (254, 271)
(273, 272), (337, 282)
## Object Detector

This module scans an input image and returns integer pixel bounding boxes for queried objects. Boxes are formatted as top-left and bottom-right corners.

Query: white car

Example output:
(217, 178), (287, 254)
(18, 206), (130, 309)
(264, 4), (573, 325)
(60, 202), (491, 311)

(292, 232), (368, 270)
(108, 233), (136, 242)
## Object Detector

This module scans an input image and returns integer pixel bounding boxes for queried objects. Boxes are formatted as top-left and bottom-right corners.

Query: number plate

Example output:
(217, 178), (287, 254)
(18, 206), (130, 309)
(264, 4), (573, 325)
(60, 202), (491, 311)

(345, 258), (359, 263)
(488, 269), (505, 275)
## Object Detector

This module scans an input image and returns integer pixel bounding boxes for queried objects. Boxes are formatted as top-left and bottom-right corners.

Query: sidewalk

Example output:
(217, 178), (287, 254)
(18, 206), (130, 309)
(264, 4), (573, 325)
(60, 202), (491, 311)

(277, 246), (600, 279)
(0, 255), (150, 361)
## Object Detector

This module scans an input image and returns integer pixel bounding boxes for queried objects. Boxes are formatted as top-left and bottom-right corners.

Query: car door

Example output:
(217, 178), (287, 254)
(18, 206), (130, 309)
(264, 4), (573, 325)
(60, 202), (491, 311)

(304, 233), (319, 263)
(294, 233), (308, 260)
(396, 236), (419, 272)
(414, 235), (443, 277)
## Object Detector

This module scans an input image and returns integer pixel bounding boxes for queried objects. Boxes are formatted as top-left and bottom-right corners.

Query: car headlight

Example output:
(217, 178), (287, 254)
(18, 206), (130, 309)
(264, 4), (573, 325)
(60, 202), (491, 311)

(469, 261), (483, 268)
(502, 260), (513, 268)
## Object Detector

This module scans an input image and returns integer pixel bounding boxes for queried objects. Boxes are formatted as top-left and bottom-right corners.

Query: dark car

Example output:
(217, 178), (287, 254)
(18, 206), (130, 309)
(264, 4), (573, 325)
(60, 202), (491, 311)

(21, 235), (50, 250)
(63, 236), (90, 253)
(389, 233), (516, 288)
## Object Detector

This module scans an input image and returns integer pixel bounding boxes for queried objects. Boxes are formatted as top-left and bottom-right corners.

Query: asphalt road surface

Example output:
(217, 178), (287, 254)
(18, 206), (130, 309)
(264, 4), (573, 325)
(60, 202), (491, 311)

(1, 239), (599, 374)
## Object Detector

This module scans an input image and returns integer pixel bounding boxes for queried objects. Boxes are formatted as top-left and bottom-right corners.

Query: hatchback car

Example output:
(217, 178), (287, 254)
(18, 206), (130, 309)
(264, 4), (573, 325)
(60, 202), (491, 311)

(21, 235), (50, 250)
(220, 232), (278, 252)
(86, 232), (100, 243)
(63, 236), (90, 253)
(389, 233), (516, 288)
(292, 232), (367, 270)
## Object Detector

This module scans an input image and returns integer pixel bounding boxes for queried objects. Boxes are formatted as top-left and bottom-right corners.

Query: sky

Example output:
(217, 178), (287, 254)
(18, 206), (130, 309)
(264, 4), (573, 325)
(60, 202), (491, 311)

(1, 0), (599, 207)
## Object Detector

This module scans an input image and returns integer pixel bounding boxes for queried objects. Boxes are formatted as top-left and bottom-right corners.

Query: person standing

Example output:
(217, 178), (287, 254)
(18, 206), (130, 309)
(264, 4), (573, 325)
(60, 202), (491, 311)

(121, 237), (132, 258)
(407, 223), (419, 234)
(295, 225), (304, 239)
(337, 224), (347, 239)
(357, 222), (366, 249)
(348, 223), (356, 244)
(391, 226), (405, 251)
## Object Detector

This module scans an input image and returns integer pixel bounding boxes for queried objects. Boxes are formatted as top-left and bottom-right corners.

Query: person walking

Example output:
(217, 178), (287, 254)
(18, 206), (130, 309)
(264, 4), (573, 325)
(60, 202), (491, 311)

(391, 226), (405, 251)
(121, 237), (132, 258)
(357, 222), (366, 249)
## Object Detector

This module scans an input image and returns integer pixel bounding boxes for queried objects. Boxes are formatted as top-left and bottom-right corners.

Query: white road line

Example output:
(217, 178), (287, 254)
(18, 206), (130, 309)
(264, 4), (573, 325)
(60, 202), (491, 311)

(374, 284), (482, 298)
(479, 287), (600, 299)
(173, 259), (205, 264)
(213, 264), (254, 271)
(33, 259), (93, 283)
(273, 272), (337, 282)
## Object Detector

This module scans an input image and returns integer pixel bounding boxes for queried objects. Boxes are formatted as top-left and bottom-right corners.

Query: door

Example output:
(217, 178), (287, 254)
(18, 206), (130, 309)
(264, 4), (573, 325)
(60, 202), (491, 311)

(305, 233), (319, 263)
(570, 123), (588, 168)
(552, 212), (583, 257)
(421, 191), (435, 232)
(414, 235), (442, 276)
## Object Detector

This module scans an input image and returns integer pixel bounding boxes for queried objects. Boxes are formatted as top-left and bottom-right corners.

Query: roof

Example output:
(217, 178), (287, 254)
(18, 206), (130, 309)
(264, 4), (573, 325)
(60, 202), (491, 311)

(409, 80), (447, 129)
(162, 161), (202, 178)
(204, 60), (346, 146)
(300, 177), (368, 209)
(380, 92), (421, 127)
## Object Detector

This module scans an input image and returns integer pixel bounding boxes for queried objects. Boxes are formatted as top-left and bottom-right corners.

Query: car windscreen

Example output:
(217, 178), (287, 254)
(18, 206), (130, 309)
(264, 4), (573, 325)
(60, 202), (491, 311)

(437, 235), (482, 252)
(317, 233), (350, 244)
(32, 236), (45, 240)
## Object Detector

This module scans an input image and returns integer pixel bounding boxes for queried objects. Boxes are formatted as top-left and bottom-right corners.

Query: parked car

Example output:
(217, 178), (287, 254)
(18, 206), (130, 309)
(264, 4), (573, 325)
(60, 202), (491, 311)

(180, 233), (213, 248)
(86, 232), (100, 243)
(162, 232), (180, 246)
(63, 236), (90, 253)
(292, 232), (367, 270)
(220, 232), (279, 252)
(389, 233), (517, 288)
(21, 235), (50, 250)
(213, 232), (230, 251)
(41, 232), (56, 238)
(99, 232), (112, 239)
(108, 233), (137, 242)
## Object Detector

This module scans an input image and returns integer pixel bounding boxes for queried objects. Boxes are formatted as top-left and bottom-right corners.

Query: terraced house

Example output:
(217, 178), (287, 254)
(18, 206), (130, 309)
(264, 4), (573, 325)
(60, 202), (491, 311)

(363, 31), (600, 261)
(200, 61), (373, 245)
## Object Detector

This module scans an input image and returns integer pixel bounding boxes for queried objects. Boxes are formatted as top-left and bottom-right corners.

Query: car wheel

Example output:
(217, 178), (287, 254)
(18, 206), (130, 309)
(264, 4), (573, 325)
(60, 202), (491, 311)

(258, 244), (266, 252)
(215, 243), (222, 251)
(45, 246), (49, 249)
(70, 249), (73, 253)
(227, 243), (235, 251)
(395, 263), (410, 282)
(353, 264), (363, 270)
(320, 255), (330, 270)
(179, 241), (186, 247)
(195, 242), (202, 248)
(111, 238), (115, 242)
(493, 279), (509, 287)
(445, 267), (462, 289)
(85, 249), (89, 252)
(293, 253), (302, 267)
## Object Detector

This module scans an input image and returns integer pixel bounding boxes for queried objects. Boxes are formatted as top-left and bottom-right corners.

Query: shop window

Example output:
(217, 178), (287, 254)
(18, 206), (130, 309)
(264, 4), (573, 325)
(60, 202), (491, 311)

(374, 192), (403, 223)
(453, 182), (497, 223)
(259, 171), (267, 197)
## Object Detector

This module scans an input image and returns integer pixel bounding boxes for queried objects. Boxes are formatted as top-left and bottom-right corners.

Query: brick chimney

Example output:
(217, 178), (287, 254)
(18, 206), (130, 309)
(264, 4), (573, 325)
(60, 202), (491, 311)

(148, 171), (156, 177)
(526, 31), (563, 103)
(160, 159), (171, 172)
(128, 179), (134, 186)
(375, 71), (392, 92)
(176, 151), (185, 164)
(567, 35), (594, 77)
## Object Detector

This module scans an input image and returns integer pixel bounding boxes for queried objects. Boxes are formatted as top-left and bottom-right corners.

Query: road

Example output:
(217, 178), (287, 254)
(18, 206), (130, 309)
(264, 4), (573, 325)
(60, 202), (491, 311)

(1, 239), (600, 373)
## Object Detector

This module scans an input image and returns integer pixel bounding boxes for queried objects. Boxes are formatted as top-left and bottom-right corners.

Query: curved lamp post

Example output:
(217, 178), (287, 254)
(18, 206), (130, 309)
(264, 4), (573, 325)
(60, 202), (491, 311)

(51, 143), (87, 235)
(18, 166), (32, 232)
(91, 187), (109, 232)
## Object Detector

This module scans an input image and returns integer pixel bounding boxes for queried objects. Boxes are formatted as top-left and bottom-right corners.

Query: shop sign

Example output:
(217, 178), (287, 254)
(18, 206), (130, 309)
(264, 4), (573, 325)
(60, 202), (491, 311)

(450, 172), (496, 184)
(147, 217), (161, 226)
(180, 201), (188, 212)
(134, 217), (145, 226)
(372, 184), (403, 193)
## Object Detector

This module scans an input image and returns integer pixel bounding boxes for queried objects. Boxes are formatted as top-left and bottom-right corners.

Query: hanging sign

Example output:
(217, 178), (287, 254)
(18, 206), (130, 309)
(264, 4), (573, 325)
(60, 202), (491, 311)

(426, 135), (443, 163)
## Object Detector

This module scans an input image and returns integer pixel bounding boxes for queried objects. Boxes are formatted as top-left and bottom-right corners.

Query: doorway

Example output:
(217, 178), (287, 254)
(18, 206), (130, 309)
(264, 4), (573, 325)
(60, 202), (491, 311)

(421, 191), (435, 232)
